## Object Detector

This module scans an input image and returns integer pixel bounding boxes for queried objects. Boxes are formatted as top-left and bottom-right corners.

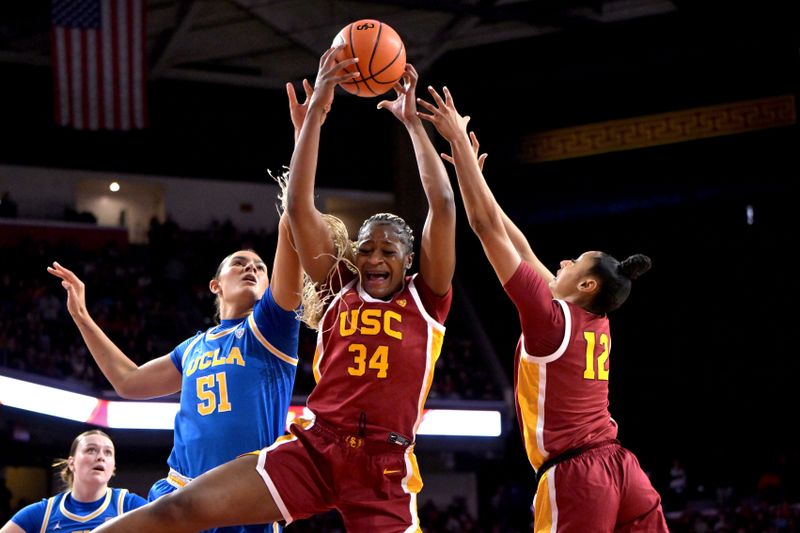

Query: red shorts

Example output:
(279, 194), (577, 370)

(534, 442), (668, 532)
(255, 417), (423, 533)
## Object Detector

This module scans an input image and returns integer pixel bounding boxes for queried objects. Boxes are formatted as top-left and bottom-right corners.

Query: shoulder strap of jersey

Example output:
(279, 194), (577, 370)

(39, 494), (59, 533)
(115, 488), (129, 514)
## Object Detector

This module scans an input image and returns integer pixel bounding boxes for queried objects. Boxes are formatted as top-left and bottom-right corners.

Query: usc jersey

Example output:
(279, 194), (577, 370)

(504, 261), (618, 472)
(306, 274), (451, 441)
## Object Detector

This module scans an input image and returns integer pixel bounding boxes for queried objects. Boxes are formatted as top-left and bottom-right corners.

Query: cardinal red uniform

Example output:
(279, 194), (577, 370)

(505, 260), (667, 532)
(255, 273), (450, 532)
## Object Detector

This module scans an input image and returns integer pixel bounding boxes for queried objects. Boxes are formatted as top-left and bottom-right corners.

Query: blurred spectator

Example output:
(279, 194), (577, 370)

(0, 191), (18, 218)
(666, 457), (689, 511)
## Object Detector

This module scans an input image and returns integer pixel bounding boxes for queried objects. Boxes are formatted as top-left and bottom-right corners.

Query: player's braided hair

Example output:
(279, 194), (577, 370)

(358, 213), (414, 253)
(53, 430), (113, 490)
(586, 253), (652, 315)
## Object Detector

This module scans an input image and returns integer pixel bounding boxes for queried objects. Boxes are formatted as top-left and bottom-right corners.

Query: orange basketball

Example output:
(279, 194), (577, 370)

(331, 19), (406, 97)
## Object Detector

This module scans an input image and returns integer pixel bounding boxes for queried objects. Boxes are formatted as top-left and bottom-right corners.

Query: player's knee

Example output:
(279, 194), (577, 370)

(149, 490), (198, 526)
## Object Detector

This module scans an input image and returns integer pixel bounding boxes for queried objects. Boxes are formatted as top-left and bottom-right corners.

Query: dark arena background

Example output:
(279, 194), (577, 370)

(1, 2), (798, 531)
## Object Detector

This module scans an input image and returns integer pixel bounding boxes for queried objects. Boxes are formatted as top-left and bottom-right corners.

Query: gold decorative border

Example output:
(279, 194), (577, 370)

(520, 95), (796, 163)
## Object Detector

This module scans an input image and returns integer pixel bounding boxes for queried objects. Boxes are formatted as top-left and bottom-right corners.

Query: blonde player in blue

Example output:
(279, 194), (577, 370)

(48, 241), (300, 533)
(1, 430), (146, 533)
(43, 85), (327, 533)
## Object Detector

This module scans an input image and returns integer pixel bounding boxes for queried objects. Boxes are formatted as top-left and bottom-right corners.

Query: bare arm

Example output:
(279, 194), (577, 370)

(418, 87), (521, 284)
(269, 212), (303, 311)
(443, 132), (555, 281)
(378, 65), (455, 295)
(285, 46), (359, 284)
(0, 520), (25, 533)
(47, 262), (181, 399)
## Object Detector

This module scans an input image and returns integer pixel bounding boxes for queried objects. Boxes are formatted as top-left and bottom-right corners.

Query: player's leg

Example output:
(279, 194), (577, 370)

(337, 446), (424, 532)
(93, 454), (281, 533)
(615, 448), (669, 533)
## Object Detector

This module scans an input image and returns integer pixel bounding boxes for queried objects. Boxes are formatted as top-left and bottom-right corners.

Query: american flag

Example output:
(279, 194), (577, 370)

(51, 0), (147, 130)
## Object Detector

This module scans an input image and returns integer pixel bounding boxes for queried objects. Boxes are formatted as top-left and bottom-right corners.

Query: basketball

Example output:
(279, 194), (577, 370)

(331, 19), (406, 97)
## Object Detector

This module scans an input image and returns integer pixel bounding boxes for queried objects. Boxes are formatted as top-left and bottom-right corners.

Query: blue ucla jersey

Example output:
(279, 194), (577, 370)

(167, 286), (300, 479)
(10, 488), (146, 533)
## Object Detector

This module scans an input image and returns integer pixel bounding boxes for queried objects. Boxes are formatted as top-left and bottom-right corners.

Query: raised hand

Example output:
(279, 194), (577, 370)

(441, 130), (487, 170)
(376, 63), (420, 126)
(46, 262), (88, 320)
(310, 45), (360, 112)
(416, 86), (470, 144)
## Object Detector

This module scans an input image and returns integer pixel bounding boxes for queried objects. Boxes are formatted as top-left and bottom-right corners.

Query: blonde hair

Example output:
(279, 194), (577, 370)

(271, 168), (357, 330)
(52, 429), (112, 490)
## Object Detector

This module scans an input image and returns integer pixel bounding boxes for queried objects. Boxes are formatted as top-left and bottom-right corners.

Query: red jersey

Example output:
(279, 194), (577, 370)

(307, 273), (451, 442)
(504, 261), (618, 472)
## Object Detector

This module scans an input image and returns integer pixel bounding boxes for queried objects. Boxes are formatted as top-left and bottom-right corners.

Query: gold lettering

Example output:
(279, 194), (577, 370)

(186, 355), (200, 377)
(211, 348), (227, 367)
(384, 311), (402, 340)
(360, 309), (381, 335)
(198, 350), (214, 370)
(226, 347), (245, 366)
(339, 310), (358, 337)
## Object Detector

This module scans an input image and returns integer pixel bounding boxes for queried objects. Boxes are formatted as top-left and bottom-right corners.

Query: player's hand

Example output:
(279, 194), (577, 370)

(441, 131), (487, 170)
(47, 262), (89, 321)
(287, 78), (332, 135)
(377, 63), (420, 126)
(417, 86), (470, 143)
(311, 45), (359, 114)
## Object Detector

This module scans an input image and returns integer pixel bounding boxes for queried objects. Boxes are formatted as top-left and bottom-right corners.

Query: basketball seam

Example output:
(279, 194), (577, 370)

(339, 20), (404, 96)
(348, 23), (368, 96)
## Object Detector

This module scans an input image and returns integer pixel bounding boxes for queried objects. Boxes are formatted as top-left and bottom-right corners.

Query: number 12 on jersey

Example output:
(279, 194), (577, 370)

(583, 331), (609, 381)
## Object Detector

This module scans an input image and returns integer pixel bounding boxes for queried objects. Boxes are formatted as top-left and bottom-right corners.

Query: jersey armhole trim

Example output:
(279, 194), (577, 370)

(519, 299), (571, 364)
(248, 314), (298, 366)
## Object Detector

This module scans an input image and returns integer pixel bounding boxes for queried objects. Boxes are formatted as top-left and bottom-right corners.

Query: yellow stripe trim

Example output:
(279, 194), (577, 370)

(116, 489), (127, 514)
(59, 488), (112, 522)
(248, 314), (298, 366)
(39, 496), (55, 533)
(206, 324), (239, 340)
(519, 359), (546, 469)
(413, 327), (443, 436)
(167, 471), (189, 488)
(534, 470), (554, 532)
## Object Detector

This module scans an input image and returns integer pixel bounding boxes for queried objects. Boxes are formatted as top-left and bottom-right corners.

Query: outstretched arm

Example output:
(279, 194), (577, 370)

(269, 212), (303, 311)
(418, 86), (521, 285)
(377, 66), (455, 295)
(285, 46), (359, 285)
(46, 262), (181, 399)
(442, 131), (554, 281)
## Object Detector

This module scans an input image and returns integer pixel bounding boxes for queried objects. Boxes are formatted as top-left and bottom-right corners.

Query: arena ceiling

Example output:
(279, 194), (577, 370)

(1, 0), (679, 89)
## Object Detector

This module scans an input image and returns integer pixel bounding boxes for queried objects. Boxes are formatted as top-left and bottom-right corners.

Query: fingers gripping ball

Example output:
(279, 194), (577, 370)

(332, 19), (406, 97)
